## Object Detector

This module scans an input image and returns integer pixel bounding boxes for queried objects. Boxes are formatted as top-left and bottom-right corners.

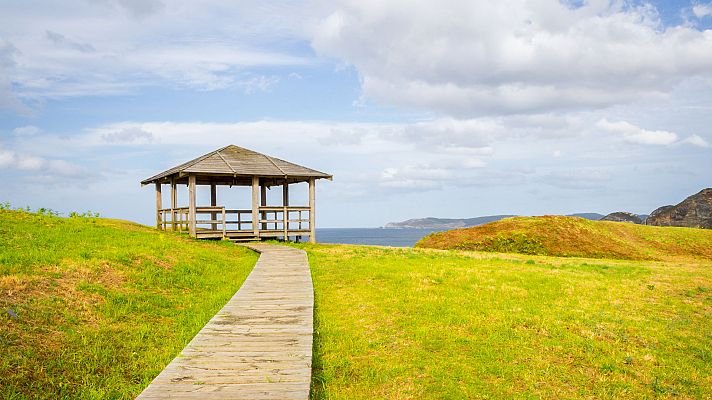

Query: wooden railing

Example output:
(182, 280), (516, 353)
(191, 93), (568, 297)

(157, 205), (311, 239)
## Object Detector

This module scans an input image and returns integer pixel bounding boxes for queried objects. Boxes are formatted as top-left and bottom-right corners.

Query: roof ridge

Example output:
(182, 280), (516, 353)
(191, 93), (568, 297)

(265, 155), (287, 176)
(267, 154), (330, 177)
(216, 148), (237, 174)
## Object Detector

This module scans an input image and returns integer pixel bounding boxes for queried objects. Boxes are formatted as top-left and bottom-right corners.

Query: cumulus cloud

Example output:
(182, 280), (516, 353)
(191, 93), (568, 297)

(693, 3), (712, 18)
(45, 31), (96, 53)
(312, 0), (712, 116)
(680, 133), (711, 147)
(0, 1), (315, 105)
(596, 119), (679, 145)
(0, 144), (86, 177)
(543, 168), (611, 190)
(379, 156), (487, 190)
(102, 127), (154, 143)
(0, 39), (31, 114)
(237, 75), (280, 94)
(13, 125), (41, 136)
(113, 0), (165, 18)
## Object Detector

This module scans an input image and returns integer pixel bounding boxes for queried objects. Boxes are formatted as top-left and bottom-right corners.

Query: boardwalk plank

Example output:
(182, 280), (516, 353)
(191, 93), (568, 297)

(136, 244), (312, 400)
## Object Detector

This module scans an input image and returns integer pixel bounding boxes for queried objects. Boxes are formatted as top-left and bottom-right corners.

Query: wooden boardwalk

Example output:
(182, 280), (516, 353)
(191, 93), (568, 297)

(137, 244), (313, 400)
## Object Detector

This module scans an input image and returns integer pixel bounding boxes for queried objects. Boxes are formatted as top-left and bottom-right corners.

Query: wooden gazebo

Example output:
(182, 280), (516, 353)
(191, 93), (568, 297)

(141, 145), (332, 243)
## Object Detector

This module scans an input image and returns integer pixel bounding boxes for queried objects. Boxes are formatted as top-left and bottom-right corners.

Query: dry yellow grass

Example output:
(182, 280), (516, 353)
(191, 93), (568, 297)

(416, 215), (712, 261)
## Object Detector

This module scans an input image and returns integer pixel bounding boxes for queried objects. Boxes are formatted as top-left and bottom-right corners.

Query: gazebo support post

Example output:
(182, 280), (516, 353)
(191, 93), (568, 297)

(170, 179), (177, 231)
(188, 174), (196, 237)
(283, 181), (289, 240)
(260, 184), (268, 230)
(309, 177), (316, 244)
(210, 183), (217, 231)
(155, 183), (162, 230)
(252, 176), (259, 238)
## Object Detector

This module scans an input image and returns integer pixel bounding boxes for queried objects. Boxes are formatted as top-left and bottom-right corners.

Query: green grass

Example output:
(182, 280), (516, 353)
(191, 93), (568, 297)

(0, 209), (258, 399)
(294, 244), (712, 399)
(3, 208), (711, 399)
(417, 215), (712, 261)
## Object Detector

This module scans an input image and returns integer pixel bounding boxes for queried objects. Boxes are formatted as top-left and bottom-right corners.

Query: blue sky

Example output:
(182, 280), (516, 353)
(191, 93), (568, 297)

(1, 0), (711, 227)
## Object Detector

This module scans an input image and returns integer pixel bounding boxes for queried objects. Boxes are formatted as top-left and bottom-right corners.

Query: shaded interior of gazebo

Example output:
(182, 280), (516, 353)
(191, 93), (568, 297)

(141, 145), (332, 243)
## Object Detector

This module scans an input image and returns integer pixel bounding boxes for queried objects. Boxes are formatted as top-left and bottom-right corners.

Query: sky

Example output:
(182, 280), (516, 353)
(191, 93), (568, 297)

(1, 0), (711, 228)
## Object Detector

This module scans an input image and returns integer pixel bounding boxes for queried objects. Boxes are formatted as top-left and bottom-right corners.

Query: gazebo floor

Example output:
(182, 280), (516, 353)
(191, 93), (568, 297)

(194, 229), (312, 241)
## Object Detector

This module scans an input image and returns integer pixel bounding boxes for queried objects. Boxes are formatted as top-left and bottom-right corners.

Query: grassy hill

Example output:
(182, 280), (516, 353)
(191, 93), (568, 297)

(3, 208), (711, 399)
(416, 215), (712, 261)
(0, 209), (257, 399)
(296, 243), (711, 399)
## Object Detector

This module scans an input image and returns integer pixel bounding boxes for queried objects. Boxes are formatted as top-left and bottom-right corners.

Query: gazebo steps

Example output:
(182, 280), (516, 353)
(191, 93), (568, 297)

(228, 236), (258, 242)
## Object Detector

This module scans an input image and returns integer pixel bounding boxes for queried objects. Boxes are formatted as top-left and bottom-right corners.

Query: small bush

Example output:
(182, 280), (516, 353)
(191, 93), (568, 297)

(69, 211), (100, 218)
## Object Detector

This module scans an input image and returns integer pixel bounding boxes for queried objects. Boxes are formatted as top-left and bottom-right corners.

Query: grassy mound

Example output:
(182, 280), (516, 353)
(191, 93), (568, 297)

(0, 209), (258, 399)
(297, 243), (712, 399)
(416, 215), (712, 261)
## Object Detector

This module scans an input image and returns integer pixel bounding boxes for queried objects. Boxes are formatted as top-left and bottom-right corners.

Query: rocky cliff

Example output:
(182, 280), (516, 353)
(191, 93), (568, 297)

(646, 189), (712, 228)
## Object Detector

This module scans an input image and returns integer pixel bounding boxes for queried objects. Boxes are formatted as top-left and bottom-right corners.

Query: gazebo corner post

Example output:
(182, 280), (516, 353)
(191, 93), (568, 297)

(155, 182), (163, 230)
(210, 183), (217, 231)
(252, 176), (260, 239)
(260, 183), (268, 231)
(308, 177), (316, 244)
(283, 180), (289, 241)
(170, 178), (177, 231)
(188, 174), (197, 238)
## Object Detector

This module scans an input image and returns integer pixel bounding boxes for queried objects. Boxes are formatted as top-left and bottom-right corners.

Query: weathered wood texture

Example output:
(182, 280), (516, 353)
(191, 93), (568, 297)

(136, 244), (313, 400)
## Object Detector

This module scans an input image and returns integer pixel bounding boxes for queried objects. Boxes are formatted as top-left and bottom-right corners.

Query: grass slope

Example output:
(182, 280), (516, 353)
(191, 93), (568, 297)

(0, 209), (258, 399)
(416, 215), (712, 261)
(297, 244), (712, 399)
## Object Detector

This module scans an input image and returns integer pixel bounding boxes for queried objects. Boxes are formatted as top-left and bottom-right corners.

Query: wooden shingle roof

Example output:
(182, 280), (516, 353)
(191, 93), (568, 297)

(140, 145), (332, 185)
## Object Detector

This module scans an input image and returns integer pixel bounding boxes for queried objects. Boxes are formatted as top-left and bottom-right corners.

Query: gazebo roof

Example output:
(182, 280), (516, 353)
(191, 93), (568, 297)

(141, 145), (332, 185)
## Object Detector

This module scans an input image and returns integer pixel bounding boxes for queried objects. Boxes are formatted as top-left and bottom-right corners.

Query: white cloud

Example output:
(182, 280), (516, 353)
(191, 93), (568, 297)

(595, 118), (679, 145)
(0, 39), (32, 114)
(0, 144), (86, 177)
(312, 0), (712, 116)
(13, 125), (41, 136)
(45, 31), (96, 53)
(543, 168), (611, 190)
(0, 146), (14, 168)
(693, 3), (712, 18)
(0, 1), (318, 107)
(16, 155), (45, 171)
(102, 127), (154, 143)
(680, 134), (711, 147)
(237, 75), (280, 94)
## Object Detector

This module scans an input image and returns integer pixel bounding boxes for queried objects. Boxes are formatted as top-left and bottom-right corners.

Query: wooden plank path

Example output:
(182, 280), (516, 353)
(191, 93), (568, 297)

(137, 244), (313, 400)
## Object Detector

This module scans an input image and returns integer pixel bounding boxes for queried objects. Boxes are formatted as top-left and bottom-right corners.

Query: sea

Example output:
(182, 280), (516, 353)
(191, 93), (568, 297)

(315, 228), (445, 247)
